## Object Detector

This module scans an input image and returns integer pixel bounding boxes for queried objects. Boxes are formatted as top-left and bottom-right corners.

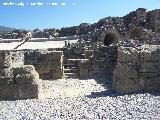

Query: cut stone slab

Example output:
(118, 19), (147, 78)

(15, 71), (39, 84)
(0, 50), (12, 68)
(0, 84), (18, 100)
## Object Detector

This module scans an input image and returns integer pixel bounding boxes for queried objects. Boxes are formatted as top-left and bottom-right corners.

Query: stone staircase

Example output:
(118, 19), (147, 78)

(63, 63), (79, 78)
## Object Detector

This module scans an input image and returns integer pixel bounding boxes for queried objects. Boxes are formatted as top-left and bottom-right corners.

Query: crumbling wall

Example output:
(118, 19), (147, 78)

(24, 50), (64, 79)
(113, 46), (160, 93)
(0, 51), (42, 100)
(11, 50), (24, 67)
(90, 46), (118, 78)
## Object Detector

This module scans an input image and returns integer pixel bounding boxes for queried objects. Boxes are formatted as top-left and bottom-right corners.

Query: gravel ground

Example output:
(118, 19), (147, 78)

(0, 78), (160, 120)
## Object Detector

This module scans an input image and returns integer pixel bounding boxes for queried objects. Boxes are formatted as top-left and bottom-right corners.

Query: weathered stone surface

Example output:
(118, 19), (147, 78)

(117, 47), (138, 62)
(113, 45), (160, 94)
(40, 51), (63, 61)
(80, 68), (89, 78)
(0, 51), (12, 68)
(0, 84), (18, 99)
(0, 68), (14, 84)
(112, 75), (141, 94)
(40, 60), (63, 70)
(51, 69), (64, 79)
(13, 65), (35, 75)
(24, 51), (64, 80)
(142, 77), (160, 91)
(15, 71), (39, 84)
(17, 83), (41, 99)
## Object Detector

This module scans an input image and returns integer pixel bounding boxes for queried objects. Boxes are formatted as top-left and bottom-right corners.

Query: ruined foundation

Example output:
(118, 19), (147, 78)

(112, 45), (160, 93)
(0, 51), (42, 99)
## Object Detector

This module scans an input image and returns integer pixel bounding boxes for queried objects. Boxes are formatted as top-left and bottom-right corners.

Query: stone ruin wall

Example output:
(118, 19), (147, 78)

(0, 51), (42, 100)
(24, 50), (64, 80)
(112, 46), (160, 93)
(0, 49), (64, 100)
(90, 46), (118, 78)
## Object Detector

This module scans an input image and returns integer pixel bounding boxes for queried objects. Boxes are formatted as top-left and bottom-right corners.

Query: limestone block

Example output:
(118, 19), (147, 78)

(138, 61), (160, 73)
(15, 71), (39, 84)
(17, 83), (42, 99)
(40, 51), (63, 61)
(13, 65), (35, 76)
(51, 69), (64, 79)
(142, 77), (160, 91)
(38, 60), (63, 71)
(0, 84), (18, 100)
(139, 52), (160, 62)
(138, 72), (159, 78)
(0, 68), (14, 84)
(39, 72), (52, 80)
(114, 62), (138, 78)
(112, 74), (141, 94)
(80, 68), (89, 78)
(79, 59), (90, 68)
(0, 51), (12, 68)
(117, 49), (138, 62)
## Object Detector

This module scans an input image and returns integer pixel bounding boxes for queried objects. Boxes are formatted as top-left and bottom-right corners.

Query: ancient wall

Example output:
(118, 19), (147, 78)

(113, 45), (160, 93)
(90, 46), (118, 78)
(24, 50), (64, 80)
(11, 50), (24, 67)
(0, 51), (42, 100)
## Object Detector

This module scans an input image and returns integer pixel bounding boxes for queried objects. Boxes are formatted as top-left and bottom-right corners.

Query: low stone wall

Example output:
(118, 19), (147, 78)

(113, 45), (160, 93)
(0, 51), (42, 99)
(24, 50), (64, 80)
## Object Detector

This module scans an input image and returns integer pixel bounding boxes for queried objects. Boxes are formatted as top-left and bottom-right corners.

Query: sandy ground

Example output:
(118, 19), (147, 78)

(0, 39), (78, 50)
(41, 78), (107, 98)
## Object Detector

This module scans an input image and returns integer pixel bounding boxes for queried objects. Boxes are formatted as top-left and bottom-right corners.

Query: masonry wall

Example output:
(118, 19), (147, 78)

(0, 50), (42, 100)
(112, 46), (160, 93)
(24, 50), (64, 80)
(90, 46), (118, 78)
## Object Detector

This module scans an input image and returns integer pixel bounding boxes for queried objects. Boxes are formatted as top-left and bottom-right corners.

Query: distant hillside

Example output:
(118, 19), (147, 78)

(0, 26), (27, 33)
(0, 26), (16, 33)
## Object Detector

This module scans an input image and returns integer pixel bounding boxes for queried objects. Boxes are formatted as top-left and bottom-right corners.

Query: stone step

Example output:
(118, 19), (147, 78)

(64, 73), (79, 78)
(63, 64), (78, 68)
(64, 68), (79, 73)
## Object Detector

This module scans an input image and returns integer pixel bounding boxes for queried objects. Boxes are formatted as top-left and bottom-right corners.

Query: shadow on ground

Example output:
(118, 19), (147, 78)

(86, 76), (160, 98)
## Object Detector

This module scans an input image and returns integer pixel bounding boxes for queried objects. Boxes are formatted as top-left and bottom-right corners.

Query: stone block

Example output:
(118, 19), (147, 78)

(112, 74), (141, 94)
(114, 62), (138, 78)
(0, 51), (12, 68)
(138, 72), (159, 78)
(0, 84), (18, 100)
(80, 68), (89, 78)
(39, 71), (52, 80)
(40, 51), (63, 61)
(51, 69), (64, 79)
(13, 65), (35, 76)
(0, 68), (14, 84)
(138, 61), (160, 73)
(17, 83), (41, 99)
(139, 52), (160, 62)
(117, 49), (138, 62)
(38, 60), (63, 71)
(141, 77), (160, 91)
(15, 71), (39, 84)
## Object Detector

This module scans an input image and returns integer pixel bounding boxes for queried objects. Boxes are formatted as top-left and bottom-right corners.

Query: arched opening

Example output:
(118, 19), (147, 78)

(104, 32), (117, 46)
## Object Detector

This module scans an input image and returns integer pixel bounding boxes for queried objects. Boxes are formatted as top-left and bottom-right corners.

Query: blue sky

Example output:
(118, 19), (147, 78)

(0, 0), (159, 30)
